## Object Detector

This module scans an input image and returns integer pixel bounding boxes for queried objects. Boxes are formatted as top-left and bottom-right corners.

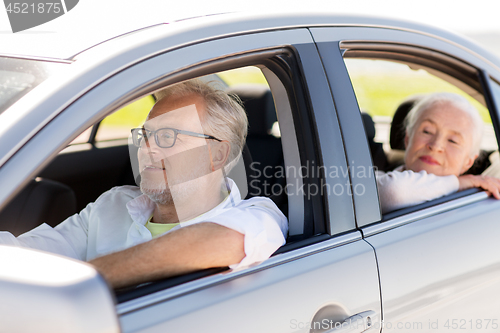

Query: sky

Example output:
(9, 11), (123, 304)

(0, 0), (499, 56)
(1, 0), (499, 32)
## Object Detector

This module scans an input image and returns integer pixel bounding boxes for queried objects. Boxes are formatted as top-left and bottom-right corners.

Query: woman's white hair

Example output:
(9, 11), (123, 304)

(154, 79), (248, 172)
(404, 92), (484, 158)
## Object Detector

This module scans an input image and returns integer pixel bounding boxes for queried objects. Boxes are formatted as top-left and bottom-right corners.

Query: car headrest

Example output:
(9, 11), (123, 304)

(389, 95), (423, 150)
(227, 84), (277, 136)
(361, 113), (376, 141)
(0, 178), (77, 236)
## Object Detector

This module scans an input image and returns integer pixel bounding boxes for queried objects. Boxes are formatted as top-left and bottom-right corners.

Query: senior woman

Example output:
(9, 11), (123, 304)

(377, 92), (500, 214)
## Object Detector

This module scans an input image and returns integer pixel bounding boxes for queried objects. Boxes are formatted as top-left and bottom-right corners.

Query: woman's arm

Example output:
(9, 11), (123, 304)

(458, 174), (500, 198)
(377, 170), (459, 213)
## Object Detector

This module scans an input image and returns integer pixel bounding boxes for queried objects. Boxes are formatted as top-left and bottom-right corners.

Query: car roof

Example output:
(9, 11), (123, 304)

(1, 11), (498, 65)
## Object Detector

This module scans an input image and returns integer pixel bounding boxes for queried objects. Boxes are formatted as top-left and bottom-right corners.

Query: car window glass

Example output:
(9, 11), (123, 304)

(480, 78), (500, 179)
(0, 57), (65, 114)
(488, 78), (500, 116)
(345, 58), (497, 160)
(345, 58), (495, 151)
(344, 57), (498, 215)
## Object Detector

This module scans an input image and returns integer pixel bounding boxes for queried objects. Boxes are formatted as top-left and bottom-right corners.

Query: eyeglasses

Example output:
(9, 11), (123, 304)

(131, 127), (222, 148)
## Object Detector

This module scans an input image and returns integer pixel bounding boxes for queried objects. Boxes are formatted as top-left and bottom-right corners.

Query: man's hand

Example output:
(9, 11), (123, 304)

(458, 174), (500, 199)
(89, 222), (245, 289)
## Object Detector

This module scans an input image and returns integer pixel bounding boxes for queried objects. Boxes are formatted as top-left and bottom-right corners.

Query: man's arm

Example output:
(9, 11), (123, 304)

(89, 222), (244, 289)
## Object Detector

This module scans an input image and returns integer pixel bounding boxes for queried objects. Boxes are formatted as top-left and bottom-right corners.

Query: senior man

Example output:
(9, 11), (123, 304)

(0, 79), (288, 288)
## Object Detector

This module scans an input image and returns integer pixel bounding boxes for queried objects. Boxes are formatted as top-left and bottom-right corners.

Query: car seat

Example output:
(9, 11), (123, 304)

(0, 178), (77, 236)
(361, 112), (389, 171)
(389, 96), (423, 151)
(226, 84), (286, 208)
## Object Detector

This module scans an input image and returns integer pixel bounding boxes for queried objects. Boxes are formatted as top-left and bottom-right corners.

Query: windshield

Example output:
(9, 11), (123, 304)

(0, 57), (65, 114)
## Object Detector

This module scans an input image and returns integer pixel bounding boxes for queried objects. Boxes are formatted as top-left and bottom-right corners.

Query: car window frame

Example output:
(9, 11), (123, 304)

(342, 48), (497, 225)
(486, 77), (500, 143)
(311, 26), (500, 230)
(0, 28), (360, 308)
(111, 42), (355, 304)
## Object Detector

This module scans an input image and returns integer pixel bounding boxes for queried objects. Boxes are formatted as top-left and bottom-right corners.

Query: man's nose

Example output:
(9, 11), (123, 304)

(138, 136), (164, 161)
(142, 135), (160, 151)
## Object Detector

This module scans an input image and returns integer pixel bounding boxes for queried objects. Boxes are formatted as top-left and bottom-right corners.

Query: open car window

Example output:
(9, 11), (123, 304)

(343, 52), (499, 217)
(0, 52), (330, 302)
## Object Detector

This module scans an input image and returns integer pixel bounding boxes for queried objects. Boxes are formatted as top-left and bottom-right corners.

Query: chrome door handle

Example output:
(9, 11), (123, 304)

(324, 310), (376, 333)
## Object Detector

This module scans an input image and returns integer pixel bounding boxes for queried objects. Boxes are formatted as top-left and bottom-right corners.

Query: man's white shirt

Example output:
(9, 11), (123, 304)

(0, 179), (288, 269)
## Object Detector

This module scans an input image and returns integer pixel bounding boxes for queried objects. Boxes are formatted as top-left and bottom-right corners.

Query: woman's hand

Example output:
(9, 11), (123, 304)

(458, 174), (500, 199)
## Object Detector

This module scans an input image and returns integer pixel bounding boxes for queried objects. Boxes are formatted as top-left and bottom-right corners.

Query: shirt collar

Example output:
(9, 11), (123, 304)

(126, 193), (156, 225)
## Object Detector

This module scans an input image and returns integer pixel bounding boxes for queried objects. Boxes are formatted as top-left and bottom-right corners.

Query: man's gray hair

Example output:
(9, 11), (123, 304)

(155, 79), (248, 171)
(405, 92), (484, 157)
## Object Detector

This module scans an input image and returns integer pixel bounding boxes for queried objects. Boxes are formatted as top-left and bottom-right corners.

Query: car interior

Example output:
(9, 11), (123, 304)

(0, 60), (329, 300)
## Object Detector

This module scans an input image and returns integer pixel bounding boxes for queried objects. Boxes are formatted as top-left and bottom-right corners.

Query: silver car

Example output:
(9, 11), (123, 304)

(1, 12), (500, 333)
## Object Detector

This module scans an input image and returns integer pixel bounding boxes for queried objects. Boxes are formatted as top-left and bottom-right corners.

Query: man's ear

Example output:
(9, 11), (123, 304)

(211, 141), (231, 171)
(404, 131), (409, 149)
(460, 154), (477, 175)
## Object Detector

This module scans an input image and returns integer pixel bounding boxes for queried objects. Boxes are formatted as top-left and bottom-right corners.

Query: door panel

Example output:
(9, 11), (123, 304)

(365, 200), (500, 332)
(313, 26), (500, 332)
(120, 236), (381, 333)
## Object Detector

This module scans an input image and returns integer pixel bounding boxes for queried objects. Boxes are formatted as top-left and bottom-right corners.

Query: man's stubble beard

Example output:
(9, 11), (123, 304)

(140, 167), (206, 206)
(139, 169), (172, 205)
(140, 183), (173, 205)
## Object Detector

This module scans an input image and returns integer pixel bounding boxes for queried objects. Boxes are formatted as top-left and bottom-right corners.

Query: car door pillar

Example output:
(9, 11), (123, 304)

(311, 32), (381, 227)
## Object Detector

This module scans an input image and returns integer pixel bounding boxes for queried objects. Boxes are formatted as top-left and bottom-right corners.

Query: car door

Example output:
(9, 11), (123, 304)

(111, 28), (381, 333)
(312, 26), (500, 332)
(0, 21), (381, 332)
